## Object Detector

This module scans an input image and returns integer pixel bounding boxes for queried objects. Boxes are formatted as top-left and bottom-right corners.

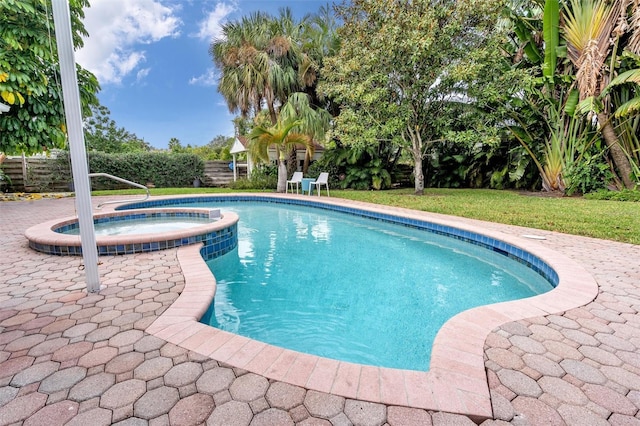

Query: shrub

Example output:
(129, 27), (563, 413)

(229, 164), (277, 190)
(56, 151), (204, 189)
(585, 189), (640, 202)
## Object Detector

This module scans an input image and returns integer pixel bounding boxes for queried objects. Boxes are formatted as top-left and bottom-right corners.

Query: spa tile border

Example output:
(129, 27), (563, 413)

(142, 194), (598, 421)
(24, 207), (239, 257)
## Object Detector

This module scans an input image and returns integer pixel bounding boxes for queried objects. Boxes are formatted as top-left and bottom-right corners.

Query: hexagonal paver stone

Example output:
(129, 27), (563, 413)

(27, 337), (69, 357)
(304, 390), (345, 419)
(344, 400), (386, 426)
(134, 356), (174, 381)
(250, 408), (294, 426)
(5, 334), (46, 352)
(134, 386), (180, 419)
(387, 406), (432, 426)
(496, 369), (542, 398)
(559, 359), (607, 384)
(62, 322), (98, 338)
(168, 393), (214, 425)
(207, 400), (252, 426)
(196, 367), (235, 395)
(69, 372), (116, 402)
(78, 346), (119, 368)
(39, 366), (87, 394)
(133, 335), (165, 353)
(538, 377), (588, 405)
(52, 341), (93, 362)
(557, 404), (609, 426)
(105, 352), (145, 374)
(0, 386), (19, 406)
(100, 379), (147, 409)
(511, 396), (563, 426)
(109, 329), (144, 348)
(0, 355), (35, 379)
(229, 373), (269, 402)
(112, 418), (148, 426)
(23, 400), (79, 426)
(297, 419), (332, 426)
(164, 362), (204, 387)
(583, 383), (638, 415)
(431, 412), (475, 425)
(266, 382), (306, 410)
(65, 407), (112, 426)
(86, 325), (121, 343)
(0, 391), (47, 424)
(10, 360), (60, 386)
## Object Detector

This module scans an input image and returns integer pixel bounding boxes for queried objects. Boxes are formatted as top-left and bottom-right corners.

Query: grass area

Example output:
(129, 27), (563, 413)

(91, 187), (640, 245)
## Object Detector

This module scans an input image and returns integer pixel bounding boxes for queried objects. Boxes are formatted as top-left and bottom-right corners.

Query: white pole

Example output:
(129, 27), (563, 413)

(233, 154), (237, 182)
(52, 0), (101, 292)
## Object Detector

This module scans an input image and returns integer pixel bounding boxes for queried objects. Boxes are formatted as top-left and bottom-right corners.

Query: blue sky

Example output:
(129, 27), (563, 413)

(76, 0), (334, 150)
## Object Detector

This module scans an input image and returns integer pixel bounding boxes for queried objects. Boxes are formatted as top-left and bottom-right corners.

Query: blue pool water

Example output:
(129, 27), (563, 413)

(172, 201), (554, 371)
(62, 216), (211, 236)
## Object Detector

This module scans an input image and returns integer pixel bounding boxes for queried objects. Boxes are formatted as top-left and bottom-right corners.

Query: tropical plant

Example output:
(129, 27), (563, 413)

(0, 0), (100, 156)
(279, 92), (331, 173)
(563, 0), (636, 188)
(211, 9), (306, 125)
(247, 118), (314, 192)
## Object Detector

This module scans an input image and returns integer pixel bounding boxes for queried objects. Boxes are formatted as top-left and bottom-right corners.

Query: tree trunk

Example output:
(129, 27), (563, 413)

(413, 154), (424, 195)
(286, 147), (297, 177)
(598, 112), (635, 189)
(276, 157), (288, 193)
(408, 126), (424, 195)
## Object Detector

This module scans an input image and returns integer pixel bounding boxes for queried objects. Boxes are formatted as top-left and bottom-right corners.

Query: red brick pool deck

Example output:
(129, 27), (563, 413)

(1, 194), (639, 425)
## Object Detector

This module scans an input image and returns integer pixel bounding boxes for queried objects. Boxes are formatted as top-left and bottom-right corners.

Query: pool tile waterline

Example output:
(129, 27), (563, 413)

(122, 195), (558, 287)
(141, 193), (598, 420)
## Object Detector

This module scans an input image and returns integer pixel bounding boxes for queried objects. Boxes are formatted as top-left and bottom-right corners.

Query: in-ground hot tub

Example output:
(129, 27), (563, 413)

(25, 208), (238, 257)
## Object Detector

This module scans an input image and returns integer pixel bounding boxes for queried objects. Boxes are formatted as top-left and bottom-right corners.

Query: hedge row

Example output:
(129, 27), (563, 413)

(55, 151), (204, 189)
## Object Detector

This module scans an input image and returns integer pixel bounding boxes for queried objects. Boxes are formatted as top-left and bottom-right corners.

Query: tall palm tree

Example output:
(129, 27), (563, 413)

(211, 9), (306, 125)
(248, 118), (314, 192)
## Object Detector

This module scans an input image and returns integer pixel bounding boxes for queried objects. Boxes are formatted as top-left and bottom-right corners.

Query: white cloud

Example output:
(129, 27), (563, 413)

(189, 68), (218, 86)
(136, 68), (151, 82)
(76, 0), (181, 85)
(195, 1), (237, 41)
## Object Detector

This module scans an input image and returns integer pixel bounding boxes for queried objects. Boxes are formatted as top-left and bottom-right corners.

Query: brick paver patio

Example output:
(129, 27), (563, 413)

(1, 195), (638, 425)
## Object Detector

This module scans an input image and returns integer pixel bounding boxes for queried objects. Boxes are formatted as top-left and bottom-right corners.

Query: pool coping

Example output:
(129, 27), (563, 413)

(141, 193), (599, 421)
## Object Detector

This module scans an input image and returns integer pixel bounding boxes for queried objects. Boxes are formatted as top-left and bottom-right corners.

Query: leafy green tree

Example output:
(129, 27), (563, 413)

(320, 0), (513, 194)
(84, 104), (151, 153)
(0, 0), (100, 155)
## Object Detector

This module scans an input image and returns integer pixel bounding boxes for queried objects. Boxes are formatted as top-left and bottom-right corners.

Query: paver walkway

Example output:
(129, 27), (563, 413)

(0, 195), (638, 425)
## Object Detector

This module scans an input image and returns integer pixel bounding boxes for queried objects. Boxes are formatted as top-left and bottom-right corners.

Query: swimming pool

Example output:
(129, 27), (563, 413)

(141, 194), (598, 418)
(128, 198), (554, 371)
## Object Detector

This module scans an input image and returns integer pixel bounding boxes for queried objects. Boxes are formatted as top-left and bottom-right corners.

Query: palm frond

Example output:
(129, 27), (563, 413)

(563, 0), (616, 99)
(614, 97), (640, 117)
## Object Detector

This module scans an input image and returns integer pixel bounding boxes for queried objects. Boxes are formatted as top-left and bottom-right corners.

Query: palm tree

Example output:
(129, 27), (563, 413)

(211, 9), (305, 125)
(563, 0), (636, 188)
(248, 118), (314, 192)
(280, 93), (331, 173)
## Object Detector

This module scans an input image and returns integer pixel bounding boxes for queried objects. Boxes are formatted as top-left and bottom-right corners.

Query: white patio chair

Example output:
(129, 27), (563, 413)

(309, 172), (329, 197)
(286, 171), (303, 194)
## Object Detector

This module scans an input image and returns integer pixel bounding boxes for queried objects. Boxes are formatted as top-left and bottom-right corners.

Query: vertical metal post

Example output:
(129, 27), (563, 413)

(52, 0), (101, 292)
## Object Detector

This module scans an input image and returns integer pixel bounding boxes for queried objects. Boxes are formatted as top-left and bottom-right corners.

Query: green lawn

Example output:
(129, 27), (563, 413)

(91, 187), (640, 245)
